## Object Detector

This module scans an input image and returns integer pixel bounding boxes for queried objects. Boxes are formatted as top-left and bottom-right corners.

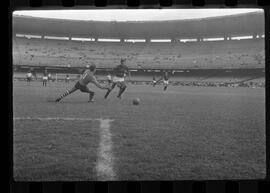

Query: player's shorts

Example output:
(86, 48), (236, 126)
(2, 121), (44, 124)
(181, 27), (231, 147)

(43, 77), (48, 81)
(112, 76), (125, 83)
(153, 80), (156, 84)
(75, 81), (88, 92)
(164, 80), (169, 85)
(27, 77), (31, 81)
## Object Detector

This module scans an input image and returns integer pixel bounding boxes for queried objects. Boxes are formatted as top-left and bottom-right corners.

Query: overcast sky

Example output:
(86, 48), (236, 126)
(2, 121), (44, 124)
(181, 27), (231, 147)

(13, 9), (262, 21)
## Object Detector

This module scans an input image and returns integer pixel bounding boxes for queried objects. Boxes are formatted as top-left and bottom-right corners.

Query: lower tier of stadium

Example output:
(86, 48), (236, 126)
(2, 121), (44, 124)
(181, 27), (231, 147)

(13, 37), (265, 69)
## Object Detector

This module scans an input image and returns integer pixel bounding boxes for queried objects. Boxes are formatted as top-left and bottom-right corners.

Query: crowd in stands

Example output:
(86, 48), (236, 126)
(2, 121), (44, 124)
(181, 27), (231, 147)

(169, 80), (265, 88)
(13, 37), (264, 69)
(13, 36), (265, 89)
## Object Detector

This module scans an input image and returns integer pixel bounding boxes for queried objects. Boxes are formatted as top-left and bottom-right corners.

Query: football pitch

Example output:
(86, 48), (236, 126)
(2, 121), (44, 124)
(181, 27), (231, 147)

(13, 80), (266, 180)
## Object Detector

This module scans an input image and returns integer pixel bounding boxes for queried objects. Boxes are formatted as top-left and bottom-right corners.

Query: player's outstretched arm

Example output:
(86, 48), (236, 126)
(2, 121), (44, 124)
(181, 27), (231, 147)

(156, 77), (163, 83)
(92, 77), (111, 90)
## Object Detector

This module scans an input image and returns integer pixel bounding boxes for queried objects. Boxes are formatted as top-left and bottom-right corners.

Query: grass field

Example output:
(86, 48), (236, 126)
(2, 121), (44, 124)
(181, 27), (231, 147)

(13, 80), (266, 181)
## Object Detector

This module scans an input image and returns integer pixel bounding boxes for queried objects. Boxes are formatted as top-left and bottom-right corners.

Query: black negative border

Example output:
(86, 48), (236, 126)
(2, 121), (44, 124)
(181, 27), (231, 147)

(8, 0), (270, 193)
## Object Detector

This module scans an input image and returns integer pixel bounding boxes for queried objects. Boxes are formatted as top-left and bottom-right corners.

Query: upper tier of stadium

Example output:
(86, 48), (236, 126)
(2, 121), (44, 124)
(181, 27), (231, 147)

(13, 11), (264, 39)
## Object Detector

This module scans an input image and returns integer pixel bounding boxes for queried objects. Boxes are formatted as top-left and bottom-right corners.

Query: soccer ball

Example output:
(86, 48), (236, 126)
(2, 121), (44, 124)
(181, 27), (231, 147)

(132, 98), (140, 105)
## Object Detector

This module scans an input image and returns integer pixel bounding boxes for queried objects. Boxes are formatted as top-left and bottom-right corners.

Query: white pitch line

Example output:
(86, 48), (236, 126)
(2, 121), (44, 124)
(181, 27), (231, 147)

(13, 117), (114, 122)
(13, 117), (116, 180)
(96, 119), (116, 181)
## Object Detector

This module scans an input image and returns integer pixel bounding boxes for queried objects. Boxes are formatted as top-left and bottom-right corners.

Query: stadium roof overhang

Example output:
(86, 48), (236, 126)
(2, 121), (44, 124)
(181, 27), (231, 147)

(13, 12), (264, 39)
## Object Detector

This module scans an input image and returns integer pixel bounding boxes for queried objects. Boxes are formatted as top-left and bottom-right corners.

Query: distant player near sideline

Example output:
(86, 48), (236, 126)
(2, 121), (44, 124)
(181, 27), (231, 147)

(163, 72), (169, 91)
(153, 71), (169, 90)
(26, 71), (32, 85)
(55, 64), (111, 102)
(42, 72), (48, 87)
(48, 73), (52, 82)
(104, 58), (131, 99)
(152, 75), (157, 87)
(65, 74), (70, 84)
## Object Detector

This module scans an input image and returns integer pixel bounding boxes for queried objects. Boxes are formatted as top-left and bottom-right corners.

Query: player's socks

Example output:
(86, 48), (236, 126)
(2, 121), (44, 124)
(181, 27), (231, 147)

(116, 94), (120, 98)
(55, 89), (70, 102)
(104, 89), (111, 99)
(105, 83), (116, 99)
(117, 86), (126, 99)
(88, 92), (95, 102)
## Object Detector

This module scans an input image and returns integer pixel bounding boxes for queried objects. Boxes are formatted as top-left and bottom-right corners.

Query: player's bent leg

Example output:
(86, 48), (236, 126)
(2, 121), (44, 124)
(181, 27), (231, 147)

(164, 85), (168, 91)
(80, 86), (95, 102)
(104, 82), (116, 99)
(117, 82), (127, 99)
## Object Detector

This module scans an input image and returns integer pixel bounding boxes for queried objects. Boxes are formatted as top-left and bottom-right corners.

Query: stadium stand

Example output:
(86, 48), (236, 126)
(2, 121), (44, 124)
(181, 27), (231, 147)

(12, 12), (265, 88)
(13, 37), (264, 69)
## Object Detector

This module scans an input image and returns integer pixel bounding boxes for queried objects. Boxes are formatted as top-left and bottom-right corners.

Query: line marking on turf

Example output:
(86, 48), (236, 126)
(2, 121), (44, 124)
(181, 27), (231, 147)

(13, 117), (116, 180)
(13, 117), (114, 122)
(96, 119), (116, 181)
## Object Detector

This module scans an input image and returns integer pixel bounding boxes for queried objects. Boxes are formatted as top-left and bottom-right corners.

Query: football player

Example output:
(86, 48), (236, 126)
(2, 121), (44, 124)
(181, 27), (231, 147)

(55, 64), (111, 102)
(104, 58), (131, 99)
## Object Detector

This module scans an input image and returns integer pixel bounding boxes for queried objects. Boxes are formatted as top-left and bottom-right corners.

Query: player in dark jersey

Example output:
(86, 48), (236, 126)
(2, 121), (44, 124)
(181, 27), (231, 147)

(55, 64), (111, 102)
(104, 58), (131, 99)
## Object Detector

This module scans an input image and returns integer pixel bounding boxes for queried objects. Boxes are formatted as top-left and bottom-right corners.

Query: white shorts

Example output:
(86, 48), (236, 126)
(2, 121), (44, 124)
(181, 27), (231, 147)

(164, 80), (169, 85)
(153, 80), (156, 83)
(112, 76), (125, 83)
(43, 77), (48, 80)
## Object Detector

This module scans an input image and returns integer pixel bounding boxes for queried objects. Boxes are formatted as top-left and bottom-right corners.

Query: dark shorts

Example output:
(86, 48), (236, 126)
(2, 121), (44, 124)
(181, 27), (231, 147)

(27, 77), (31, 81)
(75, 81), (88, 92)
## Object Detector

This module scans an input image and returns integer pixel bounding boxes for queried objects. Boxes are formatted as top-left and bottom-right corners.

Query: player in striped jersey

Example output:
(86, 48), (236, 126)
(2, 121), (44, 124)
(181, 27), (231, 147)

(55, 64), (111, 102)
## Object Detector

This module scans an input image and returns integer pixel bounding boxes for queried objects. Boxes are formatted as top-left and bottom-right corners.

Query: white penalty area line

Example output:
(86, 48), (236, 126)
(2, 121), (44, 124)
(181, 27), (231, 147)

(13, 116), (116, 180)
(13, 117), (114, 122)
(96, 119), (116, 181)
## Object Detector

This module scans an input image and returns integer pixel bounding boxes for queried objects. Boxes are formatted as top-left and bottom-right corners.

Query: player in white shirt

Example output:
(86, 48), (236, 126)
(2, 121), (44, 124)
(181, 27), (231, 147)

(152, 75), (157, 87)
(65, 74), (70, 84)
(42, 73), (48, 87)
(26, 71), (32, 85)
